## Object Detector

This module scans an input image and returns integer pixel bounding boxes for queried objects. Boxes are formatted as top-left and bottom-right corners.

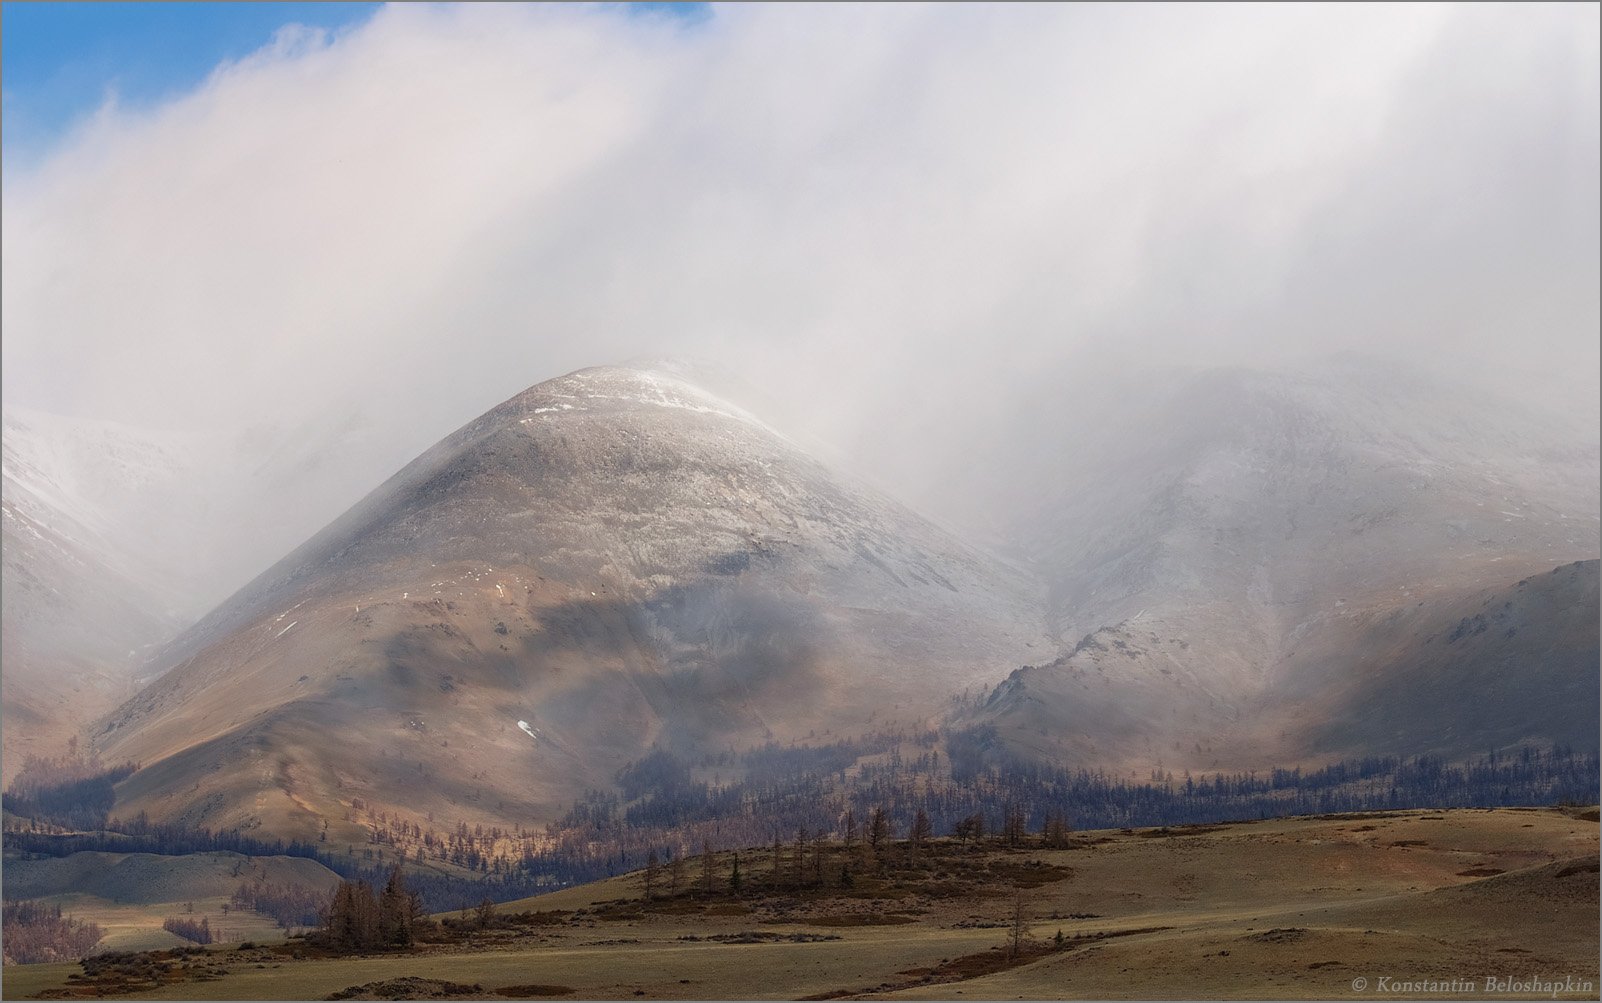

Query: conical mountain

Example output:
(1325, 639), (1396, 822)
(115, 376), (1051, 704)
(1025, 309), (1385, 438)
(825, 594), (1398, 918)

(97, 365), (1047, 839)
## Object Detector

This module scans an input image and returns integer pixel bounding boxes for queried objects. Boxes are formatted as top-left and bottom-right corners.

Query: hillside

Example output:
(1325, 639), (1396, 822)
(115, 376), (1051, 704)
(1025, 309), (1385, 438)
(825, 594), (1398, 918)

(94, 365), (1048, 838)
(1, 849), (343, 955)
(1, 411), (192, 781)
(0, 404), (387, 781)
(941, 358), (1600, 771)
(1272, 559), (1601, 760)
(966, 560), (1600, 770)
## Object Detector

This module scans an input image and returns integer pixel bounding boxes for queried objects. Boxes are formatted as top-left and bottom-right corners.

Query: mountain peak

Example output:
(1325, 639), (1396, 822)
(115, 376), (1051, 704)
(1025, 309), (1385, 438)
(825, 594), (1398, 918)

(510, 364), (752, 422)
(442, 363), (794, 462)
(95, 361), (1048, 836)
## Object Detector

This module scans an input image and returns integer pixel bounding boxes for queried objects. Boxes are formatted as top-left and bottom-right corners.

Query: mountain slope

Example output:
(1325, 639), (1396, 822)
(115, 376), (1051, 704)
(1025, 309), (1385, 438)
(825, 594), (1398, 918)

(964, 559), (1599, 771)
(944, 358), (1599, 771)
(1, 412), (193, 780)
(96, 365), (1048, 838)
(1270, 558), (1600, 760)
(0, 402), (415, 781)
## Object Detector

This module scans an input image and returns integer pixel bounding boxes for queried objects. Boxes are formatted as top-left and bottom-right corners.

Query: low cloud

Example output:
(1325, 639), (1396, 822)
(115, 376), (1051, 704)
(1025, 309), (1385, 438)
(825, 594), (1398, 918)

(3, 3), (1596, 545)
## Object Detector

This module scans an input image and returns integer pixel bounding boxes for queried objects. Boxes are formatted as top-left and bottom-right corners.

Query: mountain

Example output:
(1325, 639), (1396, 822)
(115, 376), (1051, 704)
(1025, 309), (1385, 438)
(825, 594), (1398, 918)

(56, 355), (1600, 842)
(944, 358), (1599, 771)
(2, 403), (398, 622)
(1, 410), (195, 780)
(964, 559), (1599, 772)
(95, 365), (1048, 838)
(0, 402), (407, 781)
(1268, 558), (1599, 760)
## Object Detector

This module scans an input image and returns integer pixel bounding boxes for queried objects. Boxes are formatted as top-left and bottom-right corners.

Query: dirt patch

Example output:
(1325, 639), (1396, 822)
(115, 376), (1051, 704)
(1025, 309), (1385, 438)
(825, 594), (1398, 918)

(504, 910), (572, 927)
(806, 926), (1174, 1000)
(933, 944), (1056, 980)
(679, 931), (842, 943)
(703, 903), (751, 916)
(1135, 824), (1231, 838)
(789, 913), (918, 927)
(644, 901), (705, 914)
(1248, 927), (1309, 944)
(325, 977), (499, 999)
(34, 947), (231, 998)
(494, 985), (574, 997)
(593, 908), (644, 922)
(983, 860), (1074, 889)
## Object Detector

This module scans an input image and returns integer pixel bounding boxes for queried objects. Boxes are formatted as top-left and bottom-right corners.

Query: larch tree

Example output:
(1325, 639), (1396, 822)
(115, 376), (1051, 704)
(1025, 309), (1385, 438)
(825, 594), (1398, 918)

(700, 841), (717, 895)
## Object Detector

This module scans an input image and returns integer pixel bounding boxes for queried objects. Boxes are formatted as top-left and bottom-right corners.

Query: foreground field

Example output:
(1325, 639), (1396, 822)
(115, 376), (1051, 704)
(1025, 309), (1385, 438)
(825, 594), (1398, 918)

(3, 806), (1596, 1000)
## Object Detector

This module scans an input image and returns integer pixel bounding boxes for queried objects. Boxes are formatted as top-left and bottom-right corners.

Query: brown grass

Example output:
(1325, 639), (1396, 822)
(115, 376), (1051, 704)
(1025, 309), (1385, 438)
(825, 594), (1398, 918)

(5, 808), (1595, 1002)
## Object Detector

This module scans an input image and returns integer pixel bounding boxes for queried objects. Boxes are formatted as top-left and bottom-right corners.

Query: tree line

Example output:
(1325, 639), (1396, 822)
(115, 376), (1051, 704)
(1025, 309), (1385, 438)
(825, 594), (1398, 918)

(2, 744), (138, 831)
(2, 738), (1594, 912)
(161, 916), (213, 945)
(230, 878), (329, 930)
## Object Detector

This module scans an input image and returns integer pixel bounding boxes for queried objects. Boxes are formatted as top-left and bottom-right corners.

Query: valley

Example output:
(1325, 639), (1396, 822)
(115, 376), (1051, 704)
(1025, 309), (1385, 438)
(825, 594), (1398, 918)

(3, 807), (1595, 1000)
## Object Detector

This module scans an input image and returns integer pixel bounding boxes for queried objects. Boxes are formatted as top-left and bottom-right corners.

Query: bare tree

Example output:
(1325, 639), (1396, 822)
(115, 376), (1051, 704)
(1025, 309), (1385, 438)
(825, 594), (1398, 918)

(1003, 803), (1027, 848)
(668, 849), (685, 895)
(700, 841), (716, 895)
(868, 807), (889, 852)
(643, 848), (659, 900)
(910, 808), (933, 858)
(953, 814), (977, 845)
(1009, 893), (1028, 959)
(1042, 811), (1074, 849)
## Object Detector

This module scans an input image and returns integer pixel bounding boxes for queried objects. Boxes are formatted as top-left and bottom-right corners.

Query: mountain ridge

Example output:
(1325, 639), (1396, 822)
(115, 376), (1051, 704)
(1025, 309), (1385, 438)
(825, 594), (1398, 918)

(10, 356), (1587, 840)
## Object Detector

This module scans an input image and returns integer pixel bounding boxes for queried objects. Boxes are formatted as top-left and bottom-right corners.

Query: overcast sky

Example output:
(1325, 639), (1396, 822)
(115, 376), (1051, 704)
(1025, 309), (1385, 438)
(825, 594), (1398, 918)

(4, 2), (1598, 489)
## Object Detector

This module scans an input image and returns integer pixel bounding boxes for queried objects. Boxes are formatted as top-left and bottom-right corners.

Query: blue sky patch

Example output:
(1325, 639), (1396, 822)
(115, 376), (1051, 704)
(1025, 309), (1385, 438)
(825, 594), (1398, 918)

(2, 2), (384, 164)
(0, 1), (710, 170)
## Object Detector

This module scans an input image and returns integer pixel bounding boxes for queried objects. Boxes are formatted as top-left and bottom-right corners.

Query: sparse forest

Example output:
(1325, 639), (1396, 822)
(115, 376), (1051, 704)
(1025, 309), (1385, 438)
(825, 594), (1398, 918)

(1, 900), (104, 965)
(1, 737), (1595, 916)
(161, 915), (213, 945)
(2, 746), (139, 831)
(231, 878), (332, 931)
(313, 867), (428, 952)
